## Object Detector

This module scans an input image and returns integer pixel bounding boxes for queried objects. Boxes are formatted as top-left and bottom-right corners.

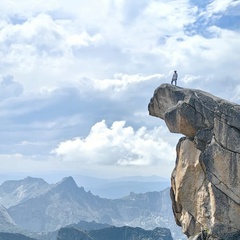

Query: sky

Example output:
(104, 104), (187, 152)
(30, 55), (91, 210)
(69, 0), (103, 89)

(0, 0), (239, 181)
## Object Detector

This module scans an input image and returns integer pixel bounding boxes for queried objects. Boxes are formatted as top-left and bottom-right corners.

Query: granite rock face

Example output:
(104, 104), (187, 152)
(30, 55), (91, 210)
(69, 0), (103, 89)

(148, 84), (240, 239)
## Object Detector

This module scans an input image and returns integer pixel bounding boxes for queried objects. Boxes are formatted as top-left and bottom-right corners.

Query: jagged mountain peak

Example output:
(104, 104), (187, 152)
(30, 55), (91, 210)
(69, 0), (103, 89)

(49, 176), (89, 199)
(23, 176), (47, 184)
(0, 177), (51, 208)
(54, 176), (79, 190)
(60, 176), (76, 184)
(1, 176), (49, 192)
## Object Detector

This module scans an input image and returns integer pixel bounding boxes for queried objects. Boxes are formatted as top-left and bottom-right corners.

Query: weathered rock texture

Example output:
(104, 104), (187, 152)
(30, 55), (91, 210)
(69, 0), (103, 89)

(148, 84), (240, 239)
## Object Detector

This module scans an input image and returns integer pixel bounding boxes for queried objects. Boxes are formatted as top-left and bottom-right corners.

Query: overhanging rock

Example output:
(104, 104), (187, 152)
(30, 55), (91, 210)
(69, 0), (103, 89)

(149, 83), (240, 239)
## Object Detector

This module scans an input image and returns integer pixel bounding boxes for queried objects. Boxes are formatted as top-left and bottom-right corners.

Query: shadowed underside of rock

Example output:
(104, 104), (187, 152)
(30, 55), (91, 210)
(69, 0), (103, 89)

(148, 84), (240, 239)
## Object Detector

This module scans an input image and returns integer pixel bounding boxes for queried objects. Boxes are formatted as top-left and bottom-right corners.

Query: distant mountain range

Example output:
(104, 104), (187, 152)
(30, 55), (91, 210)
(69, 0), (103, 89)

(72, 175), (170, 199)
(57, 225), (173, 240)
(0, 176), (185, 239)
(0, 221), (173, 240)
(0, 174), (170, 199)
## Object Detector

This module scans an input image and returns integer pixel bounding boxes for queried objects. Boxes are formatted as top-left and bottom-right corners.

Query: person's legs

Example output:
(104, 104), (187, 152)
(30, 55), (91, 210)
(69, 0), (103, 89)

(172, 80), (176, 85)
(171, 79), (177, 85)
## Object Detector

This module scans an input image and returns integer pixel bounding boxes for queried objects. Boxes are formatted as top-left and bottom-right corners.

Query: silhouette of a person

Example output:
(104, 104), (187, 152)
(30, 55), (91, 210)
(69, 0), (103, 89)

(171, 70), (178, 86)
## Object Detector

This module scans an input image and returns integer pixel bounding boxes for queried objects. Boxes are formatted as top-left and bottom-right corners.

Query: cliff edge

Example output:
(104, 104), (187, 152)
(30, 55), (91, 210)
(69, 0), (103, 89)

(148, 84), (240, 239)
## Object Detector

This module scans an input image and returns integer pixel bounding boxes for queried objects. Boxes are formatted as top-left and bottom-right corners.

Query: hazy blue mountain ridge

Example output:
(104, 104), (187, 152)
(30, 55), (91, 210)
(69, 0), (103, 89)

(57, 226), (173, 240)
(0, 232), (37, 240)
(0, 176), (184, 239)
(72, 175), (170, 199)
(66, 220), (111, 231)
(6, 177), (175, 233)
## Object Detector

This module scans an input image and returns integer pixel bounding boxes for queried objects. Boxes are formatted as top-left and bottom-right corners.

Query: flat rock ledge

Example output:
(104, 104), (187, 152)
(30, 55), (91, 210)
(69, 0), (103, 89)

(148, 84), (240, 240)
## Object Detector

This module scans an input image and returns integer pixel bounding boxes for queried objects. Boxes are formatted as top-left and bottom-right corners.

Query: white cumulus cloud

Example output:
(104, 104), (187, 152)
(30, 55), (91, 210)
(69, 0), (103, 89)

(52, 120), (175, 166)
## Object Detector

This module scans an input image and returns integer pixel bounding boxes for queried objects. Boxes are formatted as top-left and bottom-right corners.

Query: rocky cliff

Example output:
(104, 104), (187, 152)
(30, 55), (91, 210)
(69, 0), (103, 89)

(148, 84), (240, 239)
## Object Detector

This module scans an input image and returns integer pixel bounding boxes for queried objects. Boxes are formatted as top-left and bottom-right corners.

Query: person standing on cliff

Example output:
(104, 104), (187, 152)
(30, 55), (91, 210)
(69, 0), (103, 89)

(171, 70), (178, 86)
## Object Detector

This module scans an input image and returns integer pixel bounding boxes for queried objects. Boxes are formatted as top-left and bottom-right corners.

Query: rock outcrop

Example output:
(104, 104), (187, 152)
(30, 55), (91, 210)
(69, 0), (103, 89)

(148, 84), (240, 239)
